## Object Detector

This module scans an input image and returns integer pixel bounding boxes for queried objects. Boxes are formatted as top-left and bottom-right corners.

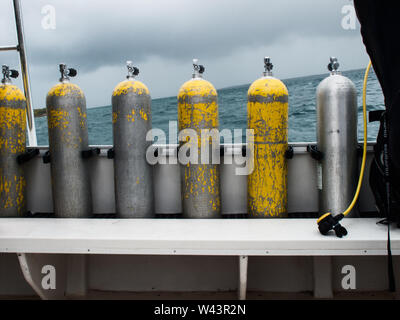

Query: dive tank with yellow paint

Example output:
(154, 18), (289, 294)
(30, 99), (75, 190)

(0, 66), (27, 217)
(46, 64), (92, 218)
(247, 57), (289, 218)
(178, 59), (221, 218)
(112, 61), (154, 218)
(316, 58), (358, 218)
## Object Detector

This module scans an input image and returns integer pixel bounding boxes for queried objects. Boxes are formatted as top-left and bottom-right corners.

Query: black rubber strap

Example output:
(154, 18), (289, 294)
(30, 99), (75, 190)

(219, 146), (248, 158)
(17, 149), (40, 165)
(42, 151), (51, 164)
(307, 145), (323, 161)
(107, 148), (115, 159)
(285, 146), (294, 159)
(81, 148), (100, 159)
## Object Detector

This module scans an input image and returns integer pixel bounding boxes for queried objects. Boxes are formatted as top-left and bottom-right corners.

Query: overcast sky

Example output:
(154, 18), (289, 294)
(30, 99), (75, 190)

(0, 0), (368, 108)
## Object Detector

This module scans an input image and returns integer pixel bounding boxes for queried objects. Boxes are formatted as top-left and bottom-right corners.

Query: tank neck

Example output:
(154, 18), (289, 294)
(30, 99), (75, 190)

(1, 78), (11, 85)
(60, 78), (70, 84)
(192, 74), (203, 80)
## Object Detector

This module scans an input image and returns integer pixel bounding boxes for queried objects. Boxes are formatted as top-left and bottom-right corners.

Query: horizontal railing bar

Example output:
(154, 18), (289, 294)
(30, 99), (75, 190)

(0, 45), (18, 51)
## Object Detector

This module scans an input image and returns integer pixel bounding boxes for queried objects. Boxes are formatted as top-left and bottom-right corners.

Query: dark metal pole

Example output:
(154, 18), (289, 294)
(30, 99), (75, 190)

(13, 0), (37, 146)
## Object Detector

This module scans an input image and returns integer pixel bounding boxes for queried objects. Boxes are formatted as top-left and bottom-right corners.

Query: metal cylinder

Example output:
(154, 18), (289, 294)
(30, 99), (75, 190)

(0, 66), (26, 217)
(178, 59), (221, 218)
(248, 57), (289, 218)
(316, 57), (358, 218)
(112, 61), (154, 218)
(46, 64), (92, 218)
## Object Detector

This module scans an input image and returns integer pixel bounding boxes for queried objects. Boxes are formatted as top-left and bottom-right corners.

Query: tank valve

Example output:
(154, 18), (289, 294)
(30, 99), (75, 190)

(2, 65), (19, 84)
(193, 59), (205, 78)
(59, 63), (77, 83)
(327, 57), (340, 74)
(263, 57), (273, 77)
(126, 61), (139, 79)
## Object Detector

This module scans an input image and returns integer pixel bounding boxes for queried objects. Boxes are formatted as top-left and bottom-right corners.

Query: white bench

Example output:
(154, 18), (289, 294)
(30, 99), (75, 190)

(0, 218), (398, 299)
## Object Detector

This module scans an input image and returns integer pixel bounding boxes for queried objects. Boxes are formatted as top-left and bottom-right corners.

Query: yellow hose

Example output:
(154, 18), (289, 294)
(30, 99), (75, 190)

(342, 61), (372, 217)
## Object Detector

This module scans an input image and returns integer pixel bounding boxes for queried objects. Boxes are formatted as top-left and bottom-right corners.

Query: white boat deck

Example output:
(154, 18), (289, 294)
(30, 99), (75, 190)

(0, 218), (398, 256)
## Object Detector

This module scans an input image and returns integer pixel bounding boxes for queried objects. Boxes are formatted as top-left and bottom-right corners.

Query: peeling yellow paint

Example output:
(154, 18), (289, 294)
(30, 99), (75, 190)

(0, 168), (25, 214)
(139, 109), (148, 121)
(178, 78), (220, 216)
(247, 77), (289, 218)
(248, 77), (288, 98)
(15, 175), (26, 213)
(126, 109), (135, 122)
(48, 83), (84, 97)
(178, 79), (217, 98)
(178, 79), (219, 131)
(0, 106), (26, 154)
(47, 108), (84, 149)
(112, 80), (149, 97)
(0, 85), (26, 102)
(0, 85), (26, 216)
(48, 109), (69, 129)
(77, 107), (87, 129)
(112, 111), (118, 124)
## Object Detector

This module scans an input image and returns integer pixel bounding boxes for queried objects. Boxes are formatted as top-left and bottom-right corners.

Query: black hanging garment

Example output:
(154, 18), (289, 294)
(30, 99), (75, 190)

(354, 0), (399, 292)
(354, 1), (400, 225)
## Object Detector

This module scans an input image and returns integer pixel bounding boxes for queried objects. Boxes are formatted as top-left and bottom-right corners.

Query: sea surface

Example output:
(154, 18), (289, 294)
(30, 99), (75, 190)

(35, 68), (384, 146)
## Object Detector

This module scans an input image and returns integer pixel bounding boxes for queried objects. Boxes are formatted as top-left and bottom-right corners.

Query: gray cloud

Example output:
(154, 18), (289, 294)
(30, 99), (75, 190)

(0, 0), (368, 108)
(23, 0), (355, 69)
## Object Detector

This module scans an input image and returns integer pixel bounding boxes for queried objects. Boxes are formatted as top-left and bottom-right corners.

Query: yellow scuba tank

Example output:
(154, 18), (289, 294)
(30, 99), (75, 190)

(0, 65), (27, 217)
(247, 57), (289, 218)
(178, 59), (221, 218)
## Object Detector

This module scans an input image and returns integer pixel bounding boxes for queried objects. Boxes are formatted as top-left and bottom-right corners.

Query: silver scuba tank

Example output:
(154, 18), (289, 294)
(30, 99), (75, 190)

(112, 61), (154, 218)
(46, 64), (92, 218)
(316, 57), (358, 218)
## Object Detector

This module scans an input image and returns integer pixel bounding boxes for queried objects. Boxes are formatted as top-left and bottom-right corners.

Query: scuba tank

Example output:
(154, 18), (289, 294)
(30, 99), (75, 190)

(315, 58), (367, 239)
(111, 61), (154, 218)
(315, 58), (358, 219)
(178, 59), (221, 218)
(247, 57), (289, 218)
(0, 65), (27, 217)
(45, 64), (92, 218)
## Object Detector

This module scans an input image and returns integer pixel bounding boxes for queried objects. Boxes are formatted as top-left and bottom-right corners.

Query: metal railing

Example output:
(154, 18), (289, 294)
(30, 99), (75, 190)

(0, 0), (37, 146)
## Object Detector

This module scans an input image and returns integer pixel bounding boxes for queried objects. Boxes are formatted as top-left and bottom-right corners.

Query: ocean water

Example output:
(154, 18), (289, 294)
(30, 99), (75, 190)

(35, 68), (384, 146)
